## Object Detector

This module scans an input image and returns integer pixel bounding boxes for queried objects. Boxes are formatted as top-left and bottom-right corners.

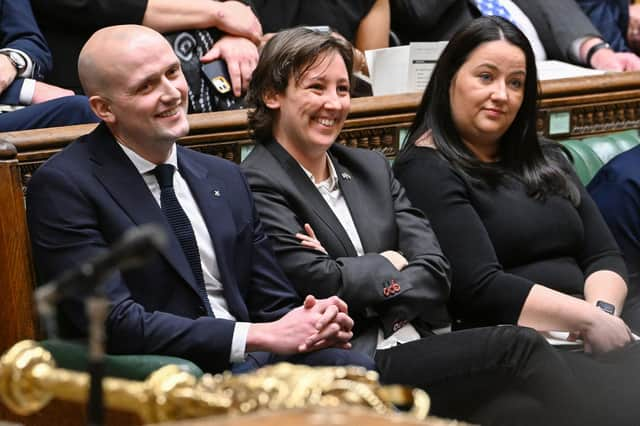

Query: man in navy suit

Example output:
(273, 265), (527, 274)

(0, 0), (96, 131)
(588, 146), (640, 301)
(26, 24), (371, 374)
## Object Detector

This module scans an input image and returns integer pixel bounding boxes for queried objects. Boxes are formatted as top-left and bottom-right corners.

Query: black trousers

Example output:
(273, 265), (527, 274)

(561, 341), (640, 426)
(375, 326), (611, 426)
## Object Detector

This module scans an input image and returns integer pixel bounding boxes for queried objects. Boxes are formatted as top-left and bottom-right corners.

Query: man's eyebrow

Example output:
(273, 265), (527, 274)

(127, 63), (179, 92)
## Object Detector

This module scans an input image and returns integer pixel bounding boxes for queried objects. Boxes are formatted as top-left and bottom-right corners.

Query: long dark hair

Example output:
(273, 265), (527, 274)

(399, 16), (579, 204)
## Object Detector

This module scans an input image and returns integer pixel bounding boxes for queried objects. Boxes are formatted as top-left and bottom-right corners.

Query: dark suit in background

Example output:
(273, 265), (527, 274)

(30, 0), (147, 94)
(391, 0), (600, 64)
(1, 0), (50, 80)
(576, 0), (631, 52)
(0, 0), (96, 130)
(26, 123), (370, 374)
(241, 139), (591, 425)
(588, 144), (640, 289)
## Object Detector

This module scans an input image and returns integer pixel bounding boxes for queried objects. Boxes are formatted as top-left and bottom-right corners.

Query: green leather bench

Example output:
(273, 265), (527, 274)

(40, 339), (204, 381)
(559, 129), (640, 185)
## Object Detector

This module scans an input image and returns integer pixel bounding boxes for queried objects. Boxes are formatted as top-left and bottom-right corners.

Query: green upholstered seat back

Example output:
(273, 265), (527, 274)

(41, 339), (204, 380)
(559, 130), (640, 185)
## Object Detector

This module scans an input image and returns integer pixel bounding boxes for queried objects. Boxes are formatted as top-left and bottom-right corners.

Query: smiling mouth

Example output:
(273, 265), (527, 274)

(157, 106), (181, 118)
(315, 117), (337, 127)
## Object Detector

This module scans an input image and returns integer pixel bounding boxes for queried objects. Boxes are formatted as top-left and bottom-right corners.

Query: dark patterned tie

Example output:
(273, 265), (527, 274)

(153, 164), (213, 316)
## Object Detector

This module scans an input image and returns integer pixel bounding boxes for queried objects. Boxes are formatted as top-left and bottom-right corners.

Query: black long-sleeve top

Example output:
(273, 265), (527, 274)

(394, 146), (627, 328)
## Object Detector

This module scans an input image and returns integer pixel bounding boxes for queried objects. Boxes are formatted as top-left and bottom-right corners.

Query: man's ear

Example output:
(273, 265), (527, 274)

(88, 95), (116, 123)
(262, 90), (281, 110)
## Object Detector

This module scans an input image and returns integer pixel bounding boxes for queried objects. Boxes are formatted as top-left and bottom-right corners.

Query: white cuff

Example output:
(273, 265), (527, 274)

(571, 37), (592, 66)
(230, 322), (250, 363)
(19, 78), (36, 105)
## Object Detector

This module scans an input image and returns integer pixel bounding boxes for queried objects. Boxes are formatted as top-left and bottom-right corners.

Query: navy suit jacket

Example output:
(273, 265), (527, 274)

(27, 123), (300, 373)
(588, 145), (640, 278)
(576, 0), (630, 52)
(1, 0), (51, 101)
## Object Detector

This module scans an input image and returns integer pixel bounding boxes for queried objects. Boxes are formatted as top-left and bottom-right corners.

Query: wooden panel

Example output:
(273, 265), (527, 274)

(0, 402), (140, 426)
(0, 143), (37, 354)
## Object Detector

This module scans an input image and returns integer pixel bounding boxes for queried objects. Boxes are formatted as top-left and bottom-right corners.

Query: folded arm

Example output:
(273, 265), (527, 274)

(244, 155), (450, 334)
(143, 0), (262, 43)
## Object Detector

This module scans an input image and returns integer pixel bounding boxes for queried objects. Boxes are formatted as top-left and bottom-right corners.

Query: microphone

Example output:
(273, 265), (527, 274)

(35, 223), (168, 326)
(33, 224), (167, 426)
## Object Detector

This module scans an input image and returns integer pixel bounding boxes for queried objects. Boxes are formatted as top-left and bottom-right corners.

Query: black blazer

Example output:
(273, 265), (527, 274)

(242, 140), (451, 357)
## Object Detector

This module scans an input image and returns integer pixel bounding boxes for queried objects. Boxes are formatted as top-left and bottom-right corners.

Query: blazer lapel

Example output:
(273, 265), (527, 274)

(328, 150), (375, 253)
(88, 125), (201, 298)
(177, 149), (248, 320)
(263, 139), (358, 257)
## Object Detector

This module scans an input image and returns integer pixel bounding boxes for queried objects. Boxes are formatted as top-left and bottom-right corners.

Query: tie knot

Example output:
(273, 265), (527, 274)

(153, 164), (175, 189)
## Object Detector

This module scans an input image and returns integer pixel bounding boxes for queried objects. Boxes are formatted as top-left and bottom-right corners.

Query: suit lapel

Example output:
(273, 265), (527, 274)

(328, 149), (375, 253)
(177, 148), (247, 320)
(88, 125), (201, 299)
(263, 139), (358, 257)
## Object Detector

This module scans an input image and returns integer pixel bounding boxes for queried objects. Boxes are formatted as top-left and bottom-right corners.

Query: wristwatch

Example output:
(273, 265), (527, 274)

(596, 300), (615, 315)
(0, 50), (27, 74)
(585, 41), (611, 67)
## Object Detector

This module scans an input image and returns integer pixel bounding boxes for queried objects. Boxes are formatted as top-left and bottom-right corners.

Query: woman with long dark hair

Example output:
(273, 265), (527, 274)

(394, 16), (640, 353)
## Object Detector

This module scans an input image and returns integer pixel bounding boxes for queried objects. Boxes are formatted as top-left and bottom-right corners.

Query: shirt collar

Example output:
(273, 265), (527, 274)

(299, 153), (338, 191)
(117, 141), (178, 175)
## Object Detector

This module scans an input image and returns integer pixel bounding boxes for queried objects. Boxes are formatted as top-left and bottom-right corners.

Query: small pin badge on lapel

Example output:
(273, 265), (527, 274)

(341, 172), (352, 181)
(212, 189), (221, 197)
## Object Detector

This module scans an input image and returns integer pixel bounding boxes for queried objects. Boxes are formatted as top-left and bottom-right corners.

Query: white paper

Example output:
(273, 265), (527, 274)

(365, 42), (448, 96)
(536, 60), (606, 80)
(365, 46), (410, 96)
(540, 331), (583, 349)
(408, 41), (448, 93)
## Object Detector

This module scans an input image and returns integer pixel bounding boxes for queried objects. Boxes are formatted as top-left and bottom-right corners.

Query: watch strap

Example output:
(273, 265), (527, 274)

(585, 41), (611, 67)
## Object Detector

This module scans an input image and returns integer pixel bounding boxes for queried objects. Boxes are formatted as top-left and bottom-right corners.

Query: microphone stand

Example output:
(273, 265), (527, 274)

(33, 224), (168, 426)
(86, 292), (109, 426)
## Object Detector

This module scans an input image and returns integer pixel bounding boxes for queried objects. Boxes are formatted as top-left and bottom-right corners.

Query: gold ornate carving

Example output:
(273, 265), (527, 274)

(0, 341), (430, 424)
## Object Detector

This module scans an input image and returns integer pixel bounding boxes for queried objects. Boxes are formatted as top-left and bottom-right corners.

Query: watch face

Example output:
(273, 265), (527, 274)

(596, 300), (615, 315)
(10, 52), (26, 71)
(2, 51), (26, 72)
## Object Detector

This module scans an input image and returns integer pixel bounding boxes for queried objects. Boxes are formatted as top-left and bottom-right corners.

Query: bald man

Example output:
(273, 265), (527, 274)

(26, 25), (373, 374)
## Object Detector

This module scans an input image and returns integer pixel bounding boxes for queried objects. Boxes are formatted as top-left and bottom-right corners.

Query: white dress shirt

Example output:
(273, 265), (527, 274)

(300, 155), (420, 350)
(497, 0), (547, 61)
(118, 142), (249, 362)
(477, 0), (587, 64)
